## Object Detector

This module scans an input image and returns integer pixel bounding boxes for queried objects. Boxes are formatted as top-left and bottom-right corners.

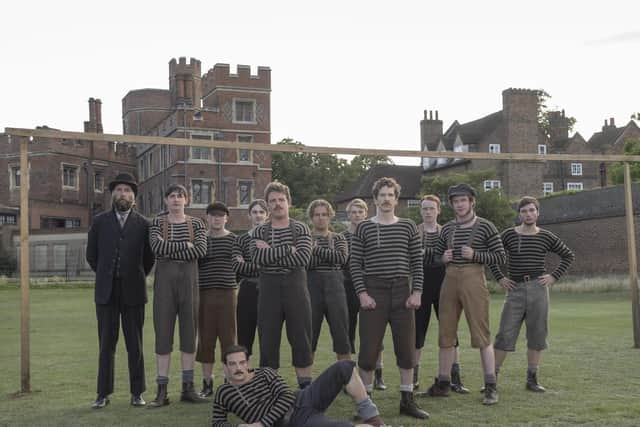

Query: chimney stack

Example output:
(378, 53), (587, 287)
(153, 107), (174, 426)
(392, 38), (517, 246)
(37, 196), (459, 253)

(95, 99), (103, 133)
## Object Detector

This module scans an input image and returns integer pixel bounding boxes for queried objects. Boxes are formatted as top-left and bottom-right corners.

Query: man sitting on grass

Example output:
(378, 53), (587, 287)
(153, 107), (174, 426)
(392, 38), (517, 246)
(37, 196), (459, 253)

(211, 345), (385, 427)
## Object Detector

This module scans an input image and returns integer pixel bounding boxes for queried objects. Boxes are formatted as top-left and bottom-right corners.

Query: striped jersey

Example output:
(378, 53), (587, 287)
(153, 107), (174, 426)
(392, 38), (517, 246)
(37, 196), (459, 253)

(250, 220), (312, 274)
(489, 227), (575, 281)
(309, 232), (348, 271)
(211, 367), (295, 427)
(198, 232), (237, 289)
(350, 218), (424, 295)
(433, 217), (506, 266)
(341, 229), (354, 280)
(149, 216), (207, 261)
(232, 232), (260, 279)
(420, 224), (444, 267)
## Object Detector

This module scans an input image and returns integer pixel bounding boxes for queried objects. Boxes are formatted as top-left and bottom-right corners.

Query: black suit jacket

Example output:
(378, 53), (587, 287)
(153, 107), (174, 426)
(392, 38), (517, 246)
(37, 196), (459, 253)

(86, 209), (155, 305)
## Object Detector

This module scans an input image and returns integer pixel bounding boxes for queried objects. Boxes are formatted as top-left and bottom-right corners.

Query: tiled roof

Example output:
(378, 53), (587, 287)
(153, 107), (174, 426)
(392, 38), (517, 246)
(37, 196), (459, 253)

(442, 111), (503, 148)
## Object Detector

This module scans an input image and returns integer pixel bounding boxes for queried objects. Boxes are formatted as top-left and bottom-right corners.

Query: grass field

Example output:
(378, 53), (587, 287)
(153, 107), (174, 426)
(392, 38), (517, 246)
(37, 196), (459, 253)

(1, 286), (639, 426)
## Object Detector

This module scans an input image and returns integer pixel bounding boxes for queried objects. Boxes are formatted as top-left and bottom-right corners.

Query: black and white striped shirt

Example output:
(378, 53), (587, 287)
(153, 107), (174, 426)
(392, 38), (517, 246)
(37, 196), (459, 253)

(309, 232), (348, 272)
(198, 232), (237, 289)
(211, 367), (295, 427)
(250, 220), (312, 274)
(341, 230), (354, 280)
(421, 224), (444, 267)
(489, 227), (575, 281)
(433, 217), (506, 266)
(350, 218), (424, 295)
(232, 232), (260, 279)
(149, 216), (207, 261)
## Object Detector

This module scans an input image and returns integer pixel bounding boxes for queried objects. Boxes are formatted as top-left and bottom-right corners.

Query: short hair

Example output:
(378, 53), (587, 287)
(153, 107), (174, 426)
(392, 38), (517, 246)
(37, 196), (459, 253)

(421, 194), (441, 206)
(346, 198), (368, 213)
(372, 177), (401, 199)
(307, 199), (335, 219)
(248, 199), (268, 213)
(264, 181), (292, 204)
(518, 196), (540, 212)
(222, 344), (250, 364)
(164, 184), (188, 199)
(206, 201), (229, 216)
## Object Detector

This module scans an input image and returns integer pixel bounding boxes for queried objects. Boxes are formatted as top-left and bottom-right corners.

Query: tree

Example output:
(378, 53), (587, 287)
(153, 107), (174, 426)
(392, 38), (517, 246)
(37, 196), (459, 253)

(0, 240), (17, 276)
(609, 138), (640, 184)
(535, 90), (577, 139)
(410, 169), (515, 230)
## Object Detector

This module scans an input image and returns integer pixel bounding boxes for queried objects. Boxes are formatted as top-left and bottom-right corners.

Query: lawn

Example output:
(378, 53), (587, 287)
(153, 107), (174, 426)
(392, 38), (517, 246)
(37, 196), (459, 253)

(1, 286), (639, 426)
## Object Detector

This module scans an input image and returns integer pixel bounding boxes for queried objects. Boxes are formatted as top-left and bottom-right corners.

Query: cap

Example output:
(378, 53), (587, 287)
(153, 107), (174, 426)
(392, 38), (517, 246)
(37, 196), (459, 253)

(447, 183), (477, 199)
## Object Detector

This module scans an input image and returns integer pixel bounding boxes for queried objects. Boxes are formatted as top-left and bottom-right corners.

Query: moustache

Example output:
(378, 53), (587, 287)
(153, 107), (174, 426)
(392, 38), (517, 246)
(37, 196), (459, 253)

(234, 370), (243, 375)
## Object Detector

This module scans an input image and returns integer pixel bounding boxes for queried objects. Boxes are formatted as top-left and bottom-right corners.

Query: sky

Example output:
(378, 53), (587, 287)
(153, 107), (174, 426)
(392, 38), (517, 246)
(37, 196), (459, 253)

(1, 1), (639, 165)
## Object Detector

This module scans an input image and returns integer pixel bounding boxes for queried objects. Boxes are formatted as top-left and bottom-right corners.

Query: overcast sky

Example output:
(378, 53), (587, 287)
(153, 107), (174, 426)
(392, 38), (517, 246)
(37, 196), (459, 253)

(2, 1), (639, 165)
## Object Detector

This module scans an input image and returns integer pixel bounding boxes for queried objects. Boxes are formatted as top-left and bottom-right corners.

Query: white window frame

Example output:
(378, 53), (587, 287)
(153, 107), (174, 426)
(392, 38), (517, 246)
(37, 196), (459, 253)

(237, 135), (254, 163)
(538, 144), (547, 155)
(488, 144), (501, 154)
(237, 180), (253, 207)
(571, 163), (583, 176)
(9, 165), (20, 189)
(191, 179), (214, 208)
(407, 199), (421, 208)
(543, 182), (554, 196)
(61, 163), (79, 190)
(94, 171), (104, 193)
(567, 182), (583, 191)
(232, 98), (257, 124)
(483, 180), (501, 191)
(190, 133), (214, 163)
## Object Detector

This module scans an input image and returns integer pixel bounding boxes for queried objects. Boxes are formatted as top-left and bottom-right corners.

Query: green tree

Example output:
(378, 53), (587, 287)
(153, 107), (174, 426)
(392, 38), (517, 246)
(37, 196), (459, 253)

(535, 90), (577, 138)
(412, 169), (515, 230)
(0, 240), (17, 276)
(609, 138), (640, 184)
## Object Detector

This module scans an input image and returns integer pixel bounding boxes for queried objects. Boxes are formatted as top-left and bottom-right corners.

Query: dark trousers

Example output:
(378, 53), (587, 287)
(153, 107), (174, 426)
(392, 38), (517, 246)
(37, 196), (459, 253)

(96, 279), (145, 397)
(237, 278), (259, 356)
(415, 265), (446, 349)
(343, 278), (360, 354)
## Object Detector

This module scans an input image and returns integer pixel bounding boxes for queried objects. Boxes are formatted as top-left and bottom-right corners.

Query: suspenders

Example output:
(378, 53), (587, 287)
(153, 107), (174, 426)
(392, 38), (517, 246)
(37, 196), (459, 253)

(263, 219), (298, 247)
(447, 217), (482, 250)
(161, 215), (194, 242)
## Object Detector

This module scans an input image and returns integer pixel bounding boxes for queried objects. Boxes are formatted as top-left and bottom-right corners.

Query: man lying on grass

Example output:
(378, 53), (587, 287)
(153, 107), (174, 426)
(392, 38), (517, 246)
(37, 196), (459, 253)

(211, 345), (384, 427)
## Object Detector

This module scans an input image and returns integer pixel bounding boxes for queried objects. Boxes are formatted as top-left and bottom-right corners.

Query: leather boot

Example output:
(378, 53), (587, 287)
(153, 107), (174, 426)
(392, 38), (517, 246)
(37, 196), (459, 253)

(147, 383), (169, 409)
(526, 371), (546, 392)
(413, 365), (420, 389)
(482, 383), (498, 405)
(451, 366), (470, 394)
(199, 378), (214, 398)
(181, 381), (208, 403)
(373, 368), (387, 391)
(363, 415), (386, 426)
(399, 391), (429, 419)
(417, 377), (450, 397)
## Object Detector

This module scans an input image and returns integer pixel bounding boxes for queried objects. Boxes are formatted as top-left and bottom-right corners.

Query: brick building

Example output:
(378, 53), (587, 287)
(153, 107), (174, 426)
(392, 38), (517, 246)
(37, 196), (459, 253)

(123, 57), (272, 230)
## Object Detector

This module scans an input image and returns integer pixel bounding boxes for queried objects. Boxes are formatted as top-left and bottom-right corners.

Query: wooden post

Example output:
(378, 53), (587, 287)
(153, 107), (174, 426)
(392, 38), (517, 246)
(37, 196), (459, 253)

(623, 162), (640, 348)
(19, 137), (31, 392)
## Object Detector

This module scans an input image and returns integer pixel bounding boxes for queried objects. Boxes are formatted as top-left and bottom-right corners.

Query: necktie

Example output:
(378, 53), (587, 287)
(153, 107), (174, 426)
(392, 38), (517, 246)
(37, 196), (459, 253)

(119, 215), (126, 228)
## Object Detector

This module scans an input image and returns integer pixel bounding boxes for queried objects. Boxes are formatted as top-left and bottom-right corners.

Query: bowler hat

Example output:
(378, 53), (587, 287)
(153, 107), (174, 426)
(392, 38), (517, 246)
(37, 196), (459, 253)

(448, 183), (477, 199)
(206, 201), (230, 216)
(109, 173), (138, 196)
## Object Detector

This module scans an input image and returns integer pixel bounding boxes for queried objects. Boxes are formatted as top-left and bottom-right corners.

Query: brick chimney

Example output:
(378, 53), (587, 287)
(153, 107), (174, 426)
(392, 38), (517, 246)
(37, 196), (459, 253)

(420, 109), (443, 152)
(548, 109), (569, 143)
(95, 99), (103, 133)
(84, 98), (97, 132)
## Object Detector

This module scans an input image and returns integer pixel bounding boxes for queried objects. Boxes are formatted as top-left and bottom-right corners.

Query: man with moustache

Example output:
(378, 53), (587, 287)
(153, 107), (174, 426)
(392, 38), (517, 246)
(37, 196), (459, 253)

(232, 199), (269, 357)
(250, 181), (314, 389)
(350, 177), (428, 419)
(87, 173), (155, 409)
(490, 196), (574, 392)
(148, 184), (208, 407)
(424, 184), (506, 405)
(212, 345), (385, 427)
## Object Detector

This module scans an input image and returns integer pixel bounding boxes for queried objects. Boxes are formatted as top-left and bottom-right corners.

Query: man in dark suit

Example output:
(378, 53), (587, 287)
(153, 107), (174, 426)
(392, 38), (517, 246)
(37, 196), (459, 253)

(86, 173), (155, 409)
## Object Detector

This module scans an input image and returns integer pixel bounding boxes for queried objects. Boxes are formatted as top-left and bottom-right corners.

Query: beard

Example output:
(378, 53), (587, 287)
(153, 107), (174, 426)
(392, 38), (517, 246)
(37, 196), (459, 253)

(114, 197), (133, 212)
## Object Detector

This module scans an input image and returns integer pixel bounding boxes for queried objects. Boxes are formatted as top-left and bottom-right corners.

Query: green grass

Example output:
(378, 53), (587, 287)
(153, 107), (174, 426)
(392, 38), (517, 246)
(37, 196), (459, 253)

(1, 287), (639, 426)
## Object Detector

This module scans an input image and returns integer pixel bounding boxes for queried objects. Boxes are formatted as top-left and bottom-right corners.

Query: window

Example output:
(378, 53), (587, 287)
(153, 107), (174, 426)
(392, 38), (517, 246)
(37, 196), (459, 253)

(0, 214), (17, 225)
(62, 165), (79, 189)
(191, 147), (212, 161)
(34, 245), (47, 271)
(10, 166), (20, 188)
(94, 172), (104, 193)
(192, 179), (213, 206)
(233, 99), (256, 123)
(41, 216), (80, 229)
(567, 182), (583, 191)
(538, 144), (547, 155)
(407, 199), (421, 208)
(483, 180), (501, 191)
(53, 244), (66, 271)
(489, 144), (501, 154)
(138, 159), (144, 180)
(238, 181), (252, 207)
(237, 135), (253, 163)
(161, 145), (168, 168)
(571, 163), (583, 176)
(543, 182), (554, 196)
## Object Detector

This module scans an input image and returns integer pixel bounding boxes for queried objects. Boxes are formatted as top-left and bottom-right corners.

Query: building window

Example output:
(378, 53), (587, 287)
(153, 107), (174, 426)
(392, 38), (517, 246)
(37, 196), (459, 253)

(567, 182), (583, 191)
(543, 182), (554, 196)
(62, 164), (79, 189)
(407, 199), (422, 208)
(238, 181), (252, 207)
(237, 135), (253, 163)
(538, 144), (547, 155)
(138, 159), (144, 180)
(53, 244), (66, 271)
(94, 172), (104, 193)
(34, 245), (47, 271)
(489, 144), (501, 154)
(191, 147), (212, 161)
(0, 214), (17, 225)
(10, 166), (20, 189)
(571, 163), (583, 176)
(233, 99), (256, 123)
(192, 179), (213, 206)
(161, 145), (168, 168)
(483, 180), (501, 191)
(41, 216), (80, 229)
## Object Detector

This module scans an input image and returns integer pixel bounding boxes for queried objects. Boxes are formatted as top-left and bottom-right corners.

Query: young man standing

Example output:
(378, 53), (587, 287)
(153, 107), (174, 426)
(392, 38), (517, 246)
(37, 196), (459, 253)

(232, 199), (268, 357)
(424, 183), (506, 405)
(342, 198), (387, 390)
(196, 202), (238, 398)
(307, 199), (351, 361)
(414, 195), (468, 393)
(86, 173), (155, 408)
(350, 177), (428, 419)
(490, 196), (574, 392)
(148, 184), (207, 407)
(212, 345), (385, 427)
(250, 181), (314, 389)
